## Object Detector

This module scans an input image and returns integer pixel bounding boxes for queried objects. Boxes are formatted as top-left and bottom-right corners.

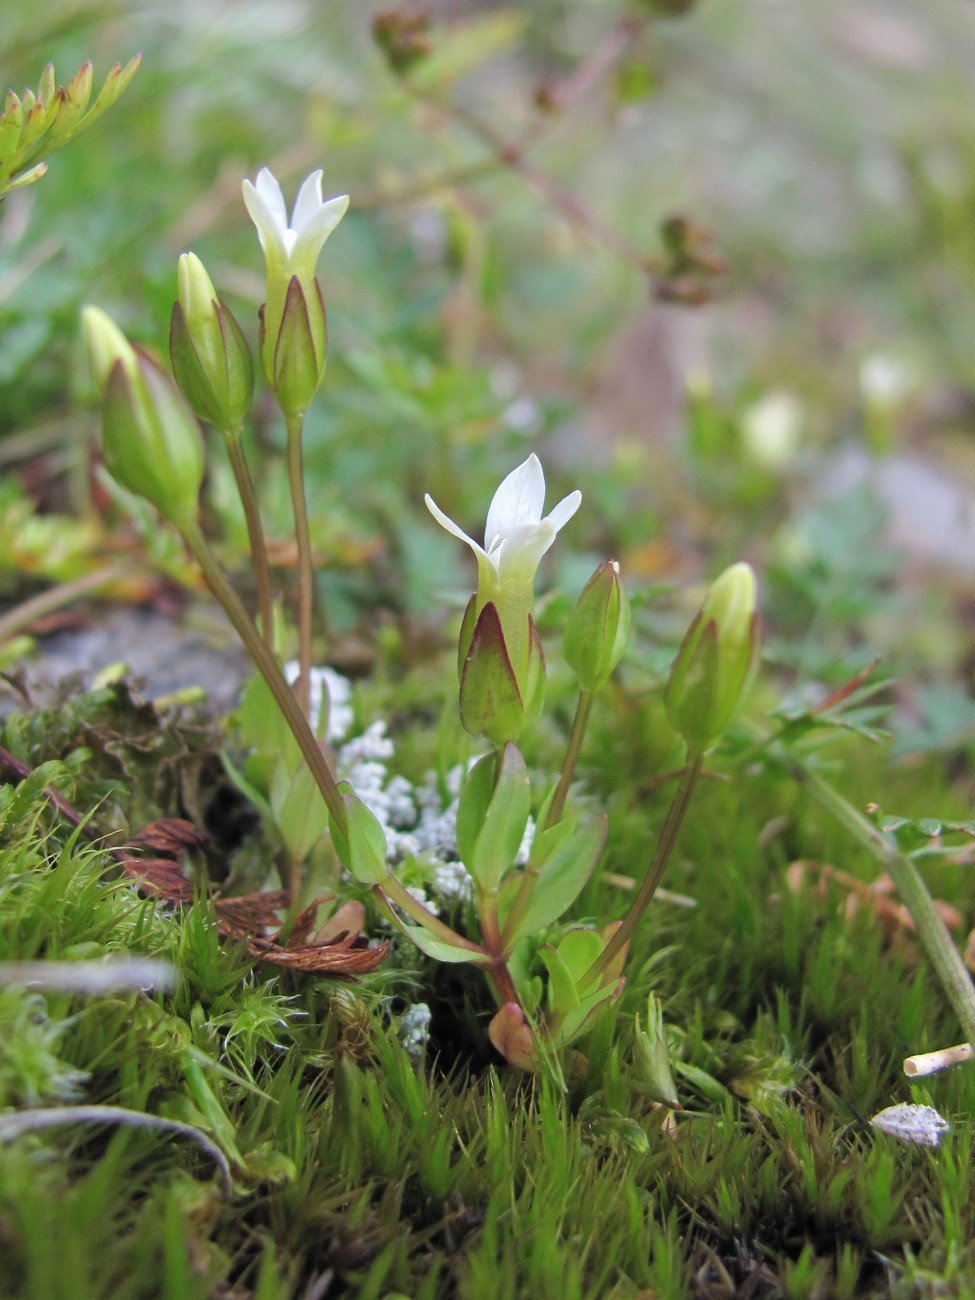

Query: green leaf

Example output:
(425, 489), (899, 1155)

(455, 751), (496, 866)
(502, 815), (606, 942)
(539, 943), (580, 1017)
(553, 928), (605, 985)
(329, 786), (389, 885)
(376, 893), (489, 965)
(270, 761), (329, 862)
(463, 743), (531, 895)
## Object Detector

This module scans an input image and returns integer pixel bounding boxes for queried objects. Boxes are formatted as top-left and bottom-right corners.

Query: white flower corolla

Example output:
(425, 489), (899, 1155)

(242, 168), (349, 405)
(242, 167), (348, 297)
(425, 453), (581, 679)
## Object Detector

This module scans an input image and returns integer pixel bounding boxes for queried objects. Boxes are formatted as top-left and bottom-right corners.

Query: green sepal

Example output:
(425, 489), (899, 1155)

(457, 593), (478, 680)
(522, 616), (546, 726)
(664, 562), (759, 751)
(563, 560), (631, 692)
(459, 601), (525, 746)
(169, 295), (254, 432)
(101, 349), (204, 524)
(458, 743), (531, 896)
(267, 275), (327, 418)
(329, 784), (389, 885)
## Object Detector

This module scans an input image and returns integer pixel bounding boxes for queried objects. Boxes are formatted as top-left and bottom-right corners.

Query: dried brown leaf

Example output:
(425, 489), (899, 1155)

(128, 817), (209, 853)
(117, 854), (194, 902)
(245, 935), (390, 975)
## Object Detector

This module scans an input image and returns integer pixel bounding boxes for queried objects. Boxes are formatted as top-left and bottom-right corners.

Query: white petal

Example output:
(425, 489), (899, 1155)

(495, 519), (557, 580)
(424, 493), (487, 559)
(291, 169), (324, 233)
(242, 178), (285, 258)
(254, 167), (288, 233)
(545, 489), (582, 535)
(291, 194), (350, 270)
(485, 454), (545, 550)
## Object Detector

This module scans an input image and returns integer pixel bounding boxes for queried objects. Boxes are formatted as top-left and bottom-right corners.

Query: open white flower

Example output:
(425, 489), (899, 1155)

(242, 167), (348, 292)
(242, 167), (349, 413)
(425, 454), (580, 678)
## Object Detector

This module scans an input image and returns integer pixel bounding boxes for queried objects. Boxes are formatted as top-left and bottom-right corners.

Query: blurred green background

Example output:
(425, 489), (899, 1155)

(4, 0), (975, 693)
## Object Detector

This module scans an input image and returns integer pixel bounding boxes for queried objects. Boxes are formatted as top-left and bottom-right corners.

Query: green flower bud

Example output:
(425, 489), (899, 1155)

(261, 274), (327, 419)
(84, 304), (205, 524)
(563, 559), (631, 692)
(664, 561), (759, 752)
(82, 304), (137, 391)
(102, 354), (205, 524)
(170, 252), (254, 432)
(628, 995), (680, 1108)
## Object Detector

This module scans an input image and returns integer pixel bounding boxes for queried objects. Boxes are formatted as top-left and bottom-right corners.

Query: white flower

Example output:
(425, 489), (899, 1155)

(242, 167), (348, 293)
(425, 453), (580, 677)
(242, 168), (349, 407)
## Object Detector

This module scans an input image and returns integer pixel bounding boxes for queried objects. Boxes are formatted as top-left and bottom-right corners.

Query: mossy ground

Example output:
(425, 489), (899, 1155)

(0, 673), (973, 1300)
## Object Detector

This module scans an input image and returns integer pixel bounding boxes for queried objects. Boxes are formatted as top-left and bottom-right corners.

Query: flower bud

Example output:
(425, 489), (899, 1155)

(82, 304), (137, 391)
(628, 994), (680, 1108)
(260, 274), (327, 419)
(664, 561), (759, 752)
(488, 1002), (537, 1071)
(563, 560), (631, 692)
(83, 305), (205, 524)
(170, 252), (254, 432)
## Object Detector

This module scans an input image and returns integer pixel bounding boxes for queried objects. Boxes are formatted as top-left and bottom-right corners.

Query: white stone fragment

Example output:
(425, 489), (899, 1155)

(870, 1103), (950, 1147)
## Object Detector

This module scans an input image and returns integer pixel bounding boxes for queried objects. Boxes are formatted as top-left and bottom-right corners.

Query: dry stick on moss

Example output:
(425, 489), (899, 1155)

(0, 1106), (232, 1195)
(0, 562), (146, 645)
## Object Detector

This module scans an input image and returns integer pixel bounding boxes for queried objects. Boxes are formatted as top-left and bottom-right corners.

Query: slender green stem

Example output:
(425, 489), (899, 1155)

(498, 691), (595, 955)
(223, 430), (274, 644)
(0, 563), (145, 645)
(547, 689), (594, 829)
(785, 752), (975, 1050)
(178, 518), (345, 836)
(581, 750), (704, 992)
(475, 891), (521, 1005)
(285, 411), (314, 715)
